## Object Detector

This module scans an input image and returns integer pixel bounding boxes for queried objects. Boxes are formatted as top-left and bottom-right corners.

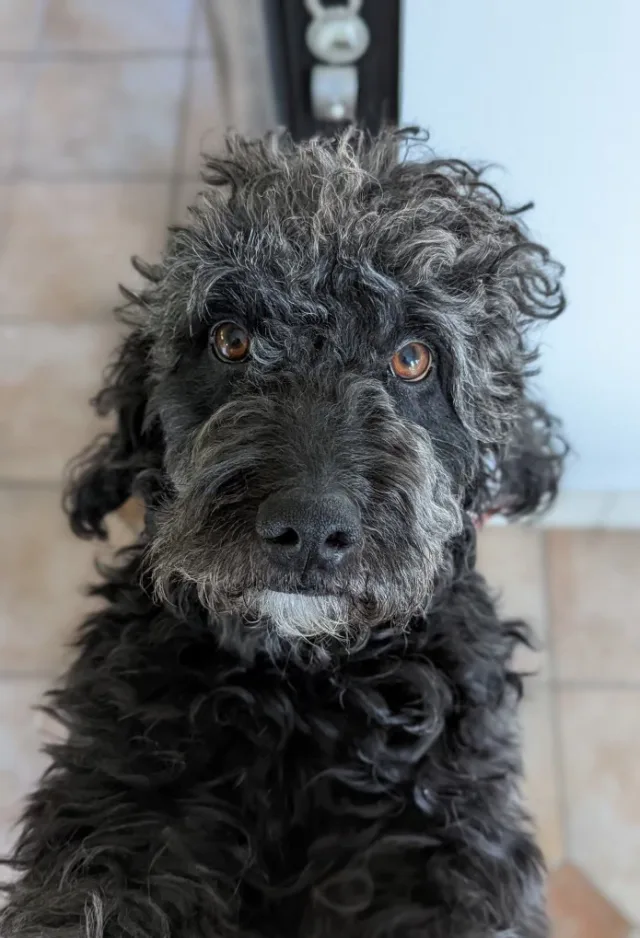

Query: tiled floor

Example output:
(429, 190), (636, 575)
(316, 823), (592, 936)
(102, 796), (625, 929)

(0, 2), (638, 935)
(478, 529), (640, 933)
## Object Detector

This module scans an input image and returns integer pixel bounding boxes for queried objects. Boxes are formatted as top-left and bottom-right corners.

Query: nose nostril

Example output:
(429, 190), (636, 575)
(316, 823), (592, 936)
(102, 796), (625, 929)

(266, 527), (299, 548)
(324, 530), (351, 551)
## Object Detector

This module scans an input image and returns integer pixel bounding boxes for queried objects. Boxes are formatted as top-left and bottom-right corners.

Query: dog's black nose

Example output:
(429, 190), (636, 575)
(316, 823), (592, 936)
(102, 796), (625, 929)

(256, 491), (362, 573)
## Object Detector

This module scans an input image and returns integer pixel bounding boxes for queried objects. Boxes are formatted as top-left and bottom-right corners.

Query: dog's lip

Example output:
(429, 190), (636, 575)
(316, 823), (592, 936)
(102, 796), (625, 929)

(255, 580), (346, 597)
(261, 585), (339, 596)
(260, 590), (334, 600)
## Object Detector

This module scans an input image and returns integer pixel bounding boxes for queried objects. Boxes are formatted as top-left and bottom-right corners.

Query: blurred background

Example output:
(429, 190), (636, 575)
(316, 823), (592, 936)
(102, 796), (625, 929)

(0, 2), (638, 935)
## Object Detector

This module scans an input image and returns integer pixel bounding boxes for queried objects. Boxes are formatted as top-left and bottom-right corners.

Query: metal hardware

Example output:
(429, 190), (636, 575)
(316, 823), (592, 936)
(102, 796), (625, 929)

(305, 2), (370, 66)
(305, 0), (370, 123)
(310, 64), (358, 121)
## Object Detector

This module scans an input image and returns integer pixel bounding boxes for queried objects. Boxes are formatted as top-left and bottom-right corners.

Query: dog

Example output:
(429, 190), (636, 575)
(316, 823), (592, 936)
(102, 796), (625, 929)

(0, 129), (566, 938)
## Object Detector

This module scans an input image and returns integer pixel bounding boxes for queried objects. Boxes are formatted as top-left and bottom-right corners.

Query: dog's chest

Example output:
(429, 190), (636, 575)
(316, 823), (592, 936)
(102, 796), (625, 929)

(185, 661), (442, 853)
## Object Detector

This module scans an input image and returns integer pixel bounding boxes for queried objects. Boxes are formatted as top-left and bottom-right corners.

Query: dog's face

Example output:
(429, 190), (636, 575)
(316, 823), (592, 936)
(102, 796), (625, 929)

(66, 131), (565, 647)
(149, 268), (470, 641)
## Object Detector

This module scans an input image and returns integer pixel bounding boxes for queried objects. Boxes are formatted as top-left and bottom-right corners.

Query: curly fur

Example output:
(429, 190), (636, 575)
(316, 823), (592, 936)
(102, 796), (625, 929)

(1, 129), (566, 937)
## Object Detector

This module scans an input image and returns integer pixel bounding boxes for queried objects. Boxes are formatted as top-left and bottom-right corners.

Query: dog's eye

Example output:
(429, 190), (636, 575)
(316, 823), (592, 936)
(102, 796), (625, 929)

(390, 342), (433, 382)
(210, 321), (251, 363)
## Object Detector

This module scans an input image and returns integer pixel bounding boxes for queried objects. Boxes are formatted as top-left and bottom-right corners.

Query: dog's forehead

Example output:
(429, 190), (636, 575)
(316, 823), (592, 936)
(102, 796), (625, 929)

(160, 157), (454, 328)
(160, 207), (425, 355)
(152, 141), (509, 369)
(221, 255), (403, 334)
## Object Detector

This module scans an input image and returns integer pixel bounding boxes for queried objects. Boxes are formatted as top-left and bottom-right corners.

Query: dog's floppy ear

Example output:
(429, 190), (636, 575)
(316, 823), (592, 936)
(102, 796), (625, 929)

(481, 237), (568, 521)
(63, 325), (160, 539)
(474, 397), (569, 522)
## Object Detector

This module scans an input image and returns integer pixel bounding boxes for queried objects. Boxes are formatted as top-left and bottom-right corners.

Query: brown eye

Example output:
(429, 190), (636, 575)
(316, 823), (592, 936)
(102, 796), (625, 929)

(211, 321), (250, 362)
(390, 342), (433, 382)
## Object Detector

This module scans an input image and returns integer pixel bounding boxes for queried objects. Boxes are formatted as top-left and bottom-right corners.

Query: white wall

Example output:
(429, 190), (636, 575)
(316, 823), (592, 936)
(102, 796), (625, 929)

(401, 0), (640, 491)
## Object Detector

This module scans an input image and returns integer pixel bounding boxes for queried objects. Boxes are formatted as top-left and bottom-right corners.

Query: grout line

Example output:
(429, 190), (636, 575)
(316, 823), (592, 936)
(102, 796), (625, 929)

(0, 171), (202, 185)
(540, 530), (573, 866)
(0, 49), (212, 63)
(0, 317), (119, 328)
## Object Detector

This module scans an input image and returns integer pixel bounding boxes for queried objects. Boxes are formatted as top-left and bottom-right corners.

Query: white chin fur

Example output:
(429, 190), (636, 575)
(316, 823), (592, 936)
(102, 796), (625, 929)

(247, 590), (350, 639)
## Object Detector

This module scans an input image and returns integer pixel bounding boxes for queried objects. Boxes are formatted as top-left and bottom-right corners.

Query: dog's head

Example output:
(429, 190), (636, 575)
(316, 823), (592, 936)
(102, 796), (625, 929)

(65, 130), (566, 647)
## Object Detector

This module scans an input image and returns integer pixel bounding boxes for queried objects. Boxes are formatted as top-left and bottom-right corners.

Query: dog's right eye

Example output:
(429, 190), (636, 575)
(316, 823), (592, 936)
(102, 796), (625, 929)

(210, 321), (251, 363)
(390, 342), (433, 382)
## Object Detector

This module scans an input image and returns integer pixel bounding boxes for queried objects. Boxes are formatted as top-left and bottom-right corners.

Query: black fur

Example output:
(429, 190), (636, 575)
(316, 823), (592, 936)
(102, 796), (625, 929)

(1, 129), (566, 937)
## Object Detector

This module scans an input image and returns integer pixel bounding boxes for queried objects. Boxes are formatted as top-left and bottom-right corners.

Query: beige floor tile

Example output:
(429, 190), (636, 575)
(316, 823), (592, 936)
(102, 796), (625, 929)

(548, 862), (632, 938)
(548, 531), (640, 683)
(520, 682), (564, 868)
(558, 689), (640, 923)
(0, 488), (100, 673)
(41, 0), (192, 51)
(22, 59), (185, 177)
(476, 526), (548, 678)
(0, 183), (170, 322)
(0, 322), (119, 482)
(0, 679), (52, 858)
(0, 63), (30, 179)
(0, 0), (43, 52)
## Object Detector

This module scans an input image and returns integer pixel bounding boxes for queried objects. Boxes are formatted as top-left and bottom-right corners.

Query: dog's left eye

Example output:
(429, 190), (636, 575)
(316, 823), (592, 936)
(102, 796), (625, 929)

(210, 321), (251, 363)
(390, 342), (433, 382)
